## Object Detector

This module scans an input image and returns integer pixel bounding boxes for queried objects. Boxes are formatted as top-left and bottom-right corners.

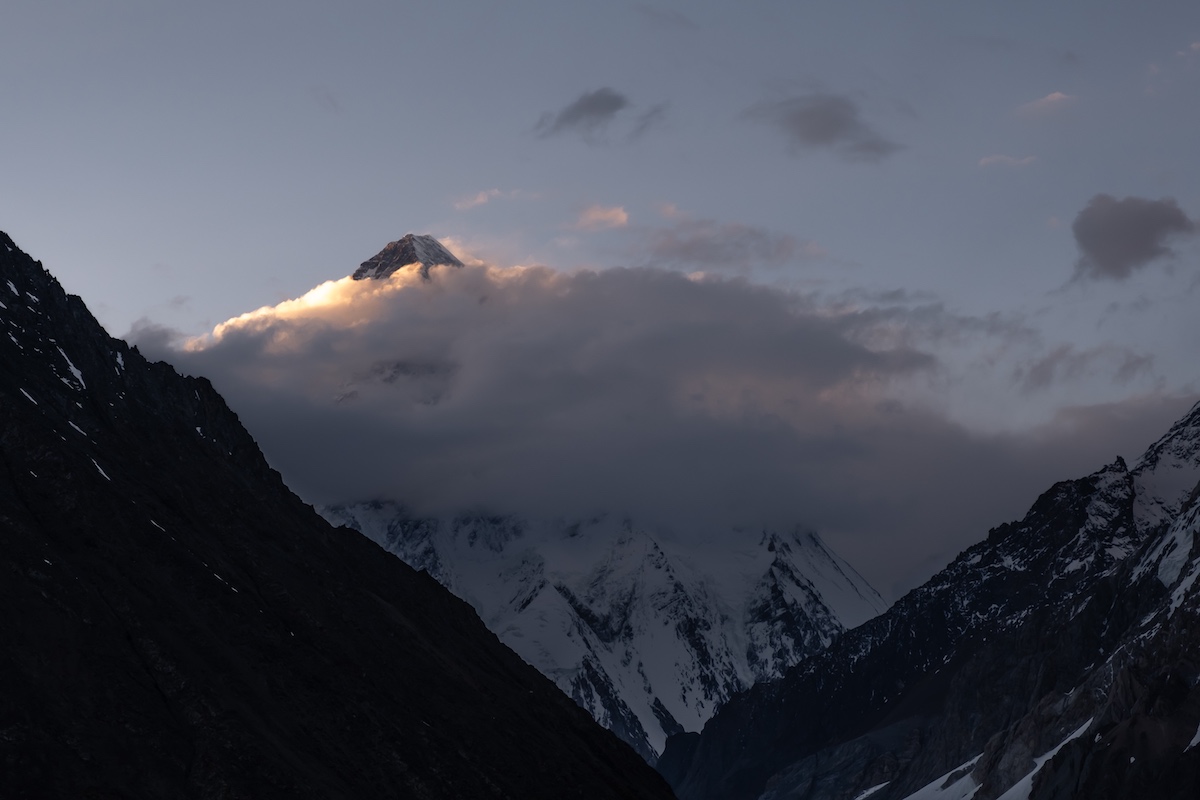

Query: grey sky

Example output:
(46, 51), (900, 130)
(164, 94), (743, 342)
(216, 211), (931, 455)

(5, 0), (1200, 595)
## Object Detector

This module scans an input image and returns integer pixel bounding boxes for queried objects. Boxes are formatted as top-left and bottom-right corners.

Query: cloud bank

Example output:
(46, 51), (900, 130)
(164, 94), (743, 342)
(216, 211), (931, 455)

(136, 260), (1196, 597)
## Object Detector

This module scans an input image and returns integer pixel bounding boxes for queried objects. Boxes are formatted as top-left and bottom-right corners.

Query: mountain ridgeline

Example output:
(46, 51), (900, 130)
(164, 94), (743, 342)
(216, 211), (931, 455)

(0, 232), (674, 799)
(658, 398), (1200, 799)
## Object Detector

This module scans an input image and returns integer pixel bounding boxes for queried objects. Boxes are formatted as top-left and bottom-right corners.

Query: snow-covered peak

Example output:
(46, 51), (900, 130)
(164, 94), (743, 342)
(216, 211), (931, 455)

(352, 234), (464, 280)
(1131, 399), (1200, 535)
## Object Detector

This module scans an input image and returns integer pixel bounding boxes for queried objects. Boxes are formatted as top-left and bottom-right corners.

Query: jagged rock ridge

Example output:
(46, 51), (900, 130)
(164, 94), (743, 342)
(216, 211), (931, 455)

(352, 233), (464, 280)
(322, 503), (888, 763)
(658, 400), (1200, 800)
(0, 231), (674, 800)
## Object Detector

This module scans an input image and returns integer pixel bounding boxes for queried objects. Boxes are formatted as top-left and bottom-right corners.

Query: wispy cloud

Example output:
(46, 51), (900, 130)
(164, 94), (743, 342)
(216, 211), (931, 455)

(978, 154), (1036, 168)
(629, 103), (669, 141)
(1014, 344), (1154, 393)
(455, 189), (502, 211)
(575, 205), (630, 230)
(536, 88), (631, 141)
(633, 3), (698, 31)
(1017, 91), (1075, 116)
(638, 214), (819, 270)
(534, 88), (668, 144)
(453, 189), (529, 211)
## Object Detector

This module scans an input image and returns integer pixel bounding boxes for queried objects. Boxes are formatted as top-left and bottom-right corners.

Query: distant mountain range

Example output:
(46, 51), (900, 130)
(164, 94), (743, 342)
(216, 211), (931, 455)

(323, 503), (886, 762)
(0, 231), (673, 799)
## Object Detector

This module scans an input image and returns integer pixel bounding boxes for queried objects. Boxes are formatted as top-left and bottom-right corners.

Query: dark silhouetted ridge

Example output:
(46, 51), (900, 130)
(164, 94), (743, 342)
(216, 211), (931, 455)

(0, 230), (674, 800)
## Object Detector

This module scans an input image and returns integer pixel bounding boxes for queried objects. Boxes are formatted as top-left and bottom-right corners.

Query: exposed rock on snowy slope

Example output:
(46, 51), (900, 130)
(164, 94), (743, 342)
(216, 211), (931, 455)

(0, 231), (674, 800)
(658, 400), (1200, 800)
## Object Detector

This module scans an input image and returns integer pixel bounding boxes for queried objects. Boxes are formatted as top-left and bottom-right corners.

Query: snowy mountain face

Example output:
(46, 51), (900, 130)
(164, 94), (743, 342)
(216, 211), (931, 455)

(322, 504), (887, 762)
(659, 400), (1200, 800)
(352, 234), (464, 280)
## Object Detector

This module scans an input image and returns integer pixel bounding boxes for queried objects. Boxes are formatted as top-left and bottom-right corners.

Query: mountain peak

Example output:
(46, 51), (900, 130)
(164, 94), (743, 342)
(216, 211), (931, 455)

(353, 234), (464, 280)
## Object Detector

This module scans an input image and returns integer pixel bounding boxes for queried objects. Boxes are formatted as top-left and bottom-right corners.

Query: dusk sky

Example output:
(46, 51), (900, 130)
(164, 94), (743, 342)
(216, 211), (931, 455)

(4, 1), (1199, 596)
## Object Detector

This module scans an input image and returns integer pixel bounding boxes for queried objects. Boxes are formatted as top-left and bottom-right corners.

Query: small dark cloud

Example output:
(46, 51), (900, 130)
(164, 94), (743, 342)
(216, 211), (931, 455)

(1072, 194), (1197, 281)
(747, 93), (901, 162)
(634, 3), (697, 30)
(536, 88), (631, 140)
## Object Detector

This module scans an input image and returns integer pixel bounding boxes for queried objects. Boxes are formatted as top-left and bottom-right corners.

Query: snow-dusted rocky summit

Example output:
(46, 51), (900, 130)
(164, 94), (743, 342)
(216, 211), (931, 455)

(352, 233), (463, 280)
(326, 236), (888, 763)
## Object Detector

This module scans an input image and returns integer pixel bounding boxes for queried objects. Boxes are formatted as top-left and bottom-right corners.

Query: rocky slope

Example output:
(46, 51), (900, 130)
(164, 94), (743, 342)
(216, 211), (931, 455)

(323, 503), (887, 762)
(658, 399), (1200, 800)
(0, 231), (675, 800)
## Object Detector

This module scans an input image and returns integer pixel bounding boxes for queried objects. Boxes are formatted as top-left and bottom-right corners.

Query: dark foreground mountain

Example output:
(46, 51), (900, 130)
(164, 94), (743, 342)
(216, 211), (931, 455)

(659, 399), (1200, 799)
(0, 231), (675, 799)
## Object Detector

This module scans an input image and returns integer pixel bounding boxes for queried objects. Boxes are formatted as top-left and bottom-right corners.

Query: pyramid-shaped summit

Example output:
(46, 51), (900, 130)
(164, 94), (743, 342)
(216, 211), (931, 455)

(353, 234), (464, 280)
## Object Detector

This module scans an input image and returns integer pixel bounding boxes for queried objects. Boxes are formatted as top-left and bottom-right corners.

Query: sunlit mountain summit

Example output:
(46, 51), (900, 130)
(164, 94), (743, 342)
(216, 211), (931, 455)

(352, 233), (464, 280)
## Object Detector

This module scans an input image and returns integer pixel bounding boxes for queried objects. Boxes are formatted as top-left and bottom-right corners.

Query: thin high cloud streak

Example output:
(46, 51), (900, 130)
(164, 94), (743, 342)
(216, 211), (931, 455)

(1013, 344), (1154, 393)
(1072, 194), (1197, 281)
(134, 260), (1197, 598)
(1018, 91), (1075, 115)
(979, 154), (1035, 168)
(747, 93), (901, 162)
